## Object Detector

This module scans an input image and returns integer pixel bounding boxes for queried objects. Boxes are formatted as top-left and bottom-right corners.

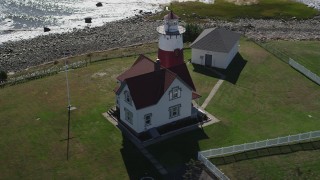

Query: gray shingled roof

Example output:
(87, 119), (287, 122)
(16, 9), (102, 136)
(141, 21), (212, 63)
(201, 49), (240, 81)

(190, 28), (241, 53)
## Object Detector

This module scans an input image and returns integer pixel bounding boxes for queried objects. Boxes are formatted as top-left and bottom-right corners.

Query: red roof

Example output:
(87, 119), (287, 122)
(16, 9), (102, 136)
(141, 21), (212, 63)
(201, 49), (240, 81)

(126, 70), (176, 109)
(192, 92), (201, 100)
(117, 55), (155, 82)
(113, 85), (120, 93)
(164, 11), (179, 20)
(168, 63), (196, 91)
(116, 54), (198, 109)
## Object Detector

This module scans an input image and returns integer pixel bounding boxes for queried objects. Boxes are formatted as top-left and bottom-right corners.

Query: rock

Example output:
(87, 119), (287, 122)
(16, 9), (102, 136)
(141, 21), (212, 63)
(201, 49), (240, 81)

(96, 2), (103, 7)
(84, 17), (92, 23)
(1, 16), (319, 73)
(44, 27), (51, 32)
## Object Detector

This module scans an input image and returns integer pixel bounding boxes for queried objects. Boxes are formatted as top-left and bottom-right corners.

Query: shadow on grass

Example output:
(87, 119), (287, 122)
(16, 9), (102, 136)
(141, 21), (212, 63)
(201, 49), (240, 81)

(146, 128), (209, 179)
(192, 53), (247, 84)
(120, 135), (161, 179)
(211, 140), (320, 166)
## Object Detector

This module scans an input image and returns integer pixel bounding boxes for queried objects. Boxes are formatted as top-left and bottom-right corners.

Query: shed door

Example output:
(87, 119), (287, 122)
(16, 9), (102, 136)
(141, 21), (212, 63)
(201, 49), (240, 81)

(205, 54), (212, 67)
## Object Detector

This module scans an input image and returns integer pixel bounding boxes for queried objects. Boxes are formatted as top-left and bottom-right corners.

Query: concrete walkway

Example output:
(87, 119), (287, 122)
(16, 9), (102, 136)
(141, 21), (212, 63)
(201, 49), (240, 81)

(201, 79), (224, 109)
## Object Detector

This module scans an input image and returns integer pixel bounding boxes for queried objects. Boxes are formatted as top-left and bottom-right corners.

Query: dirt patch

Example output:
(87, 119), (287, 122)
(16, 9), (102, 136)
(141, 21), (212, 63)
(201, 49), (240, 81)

(91, 72), (107, 78)
(225, 0), (259, 5)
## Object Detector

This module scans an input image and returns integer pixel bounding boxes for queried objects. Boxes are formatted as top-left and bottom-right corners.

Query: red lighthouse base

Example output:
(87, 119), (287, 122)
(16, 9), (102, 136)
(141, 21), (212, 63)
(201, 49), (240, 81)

(158, 48), (184, 68)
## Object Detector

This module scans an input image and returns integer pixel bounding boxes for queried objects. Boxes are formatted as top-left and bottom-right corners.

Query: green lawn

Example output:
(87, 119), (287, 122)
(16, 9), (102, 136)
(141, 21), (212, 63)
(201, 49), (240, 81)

(219, 149), (320, 179)
(0, 47), (218, 179)
(147, 39), (320, 177)
(0, 56), (161, 179)
(156, 0), (319, 21)
(1, 39), (319, 179)
(262, 40), (320, 75)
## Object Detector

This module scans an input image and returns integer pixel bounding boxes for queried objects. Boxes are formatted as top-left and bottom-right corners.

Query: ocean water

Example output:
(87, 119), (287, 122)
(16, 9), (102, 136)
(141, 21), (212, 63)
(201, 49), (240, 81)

(1, 0), (317, 44)
(0, 0), (212, 44)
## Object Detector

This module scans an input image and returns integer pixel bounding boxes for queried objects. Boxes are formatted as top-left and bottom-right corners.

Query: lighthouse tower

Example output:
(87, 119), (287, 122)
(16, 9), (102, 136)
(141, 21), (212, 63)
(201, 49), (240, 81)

(157, 11), (186, 68)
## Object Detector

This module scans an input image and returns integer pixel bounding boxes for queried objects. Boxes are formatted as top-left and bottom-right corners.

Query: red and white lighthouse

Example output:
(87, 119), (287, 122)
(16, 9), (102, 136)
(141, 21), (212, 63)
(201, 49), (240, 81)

(157, 11), (186, 68)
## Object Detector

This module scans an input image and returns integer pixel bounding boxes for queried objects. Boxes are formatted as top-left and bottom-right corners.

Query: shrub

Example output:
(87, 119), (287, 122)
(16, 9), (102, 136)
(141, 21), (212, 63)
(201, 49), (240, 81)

(0, 70), (7, 82)
(183, 159), (203, 180)
(183, 23), (203, 43)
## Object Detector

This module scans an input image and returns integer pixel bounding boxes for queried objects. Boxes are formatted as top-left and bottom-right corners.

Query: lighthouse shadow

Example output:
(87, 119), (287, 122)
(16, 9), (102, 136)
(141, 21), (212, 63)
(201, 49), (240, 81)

(120, 134), (161, 179)
(120, 128), (209, 179)
(145, 128), (209, 179)
(192, 53), (247, 84)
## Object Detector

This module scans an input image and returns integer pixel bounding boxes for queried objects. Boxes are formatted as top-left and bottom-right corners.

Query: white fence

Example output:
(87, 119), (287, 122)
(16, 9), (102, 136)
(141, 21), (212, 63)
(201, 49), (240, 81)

(289, 58), (320, 85)
(0, 60), (87, 87)
(198, 153), (230, 180)
(198, 130), (320, 179)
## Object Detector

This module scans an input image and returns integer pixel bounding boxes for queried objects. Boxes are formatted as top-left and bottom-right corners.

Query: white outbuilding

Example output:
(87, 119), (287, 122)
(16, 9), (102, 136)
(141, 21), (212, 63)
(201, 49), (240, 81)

(190, 28), (241, 69)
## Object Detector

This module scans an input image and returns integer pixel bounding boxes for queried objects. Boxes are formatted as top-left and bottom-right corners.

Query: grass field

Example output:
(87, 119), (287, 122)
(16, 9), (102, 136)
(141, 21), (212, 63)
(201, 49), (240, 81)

(0, 47), (218, 179)
(155, 0), (319, 21)
(147, 39), (320, 178)
(1, 39), (319, 179)
(0, 56), (161, 179)
(219, 149), (320, 179)
(262, 40), (320, 75)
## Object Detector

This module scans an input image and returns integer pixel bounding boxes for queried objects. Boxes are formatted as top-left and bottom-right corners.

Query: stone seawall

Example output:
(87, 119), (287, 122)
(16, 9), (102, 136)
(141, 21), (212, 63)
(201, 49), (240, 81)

(0, 16), (319, 72)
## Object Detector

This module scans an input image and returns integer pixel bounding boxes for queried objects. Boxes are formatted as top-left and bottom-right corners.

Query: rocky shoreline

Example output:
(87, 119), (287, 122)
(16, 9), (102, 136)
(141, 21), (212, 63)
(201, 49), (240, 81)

(0, 15), (320, 73)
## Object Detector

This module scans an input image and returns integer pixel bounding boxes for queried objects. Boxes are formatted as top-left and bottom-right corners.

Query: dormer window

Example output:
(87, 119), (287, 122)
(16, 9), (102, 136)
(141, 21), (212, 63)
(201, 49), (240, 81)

(169, 86), (181, 100)
(124, 90), (132, 105)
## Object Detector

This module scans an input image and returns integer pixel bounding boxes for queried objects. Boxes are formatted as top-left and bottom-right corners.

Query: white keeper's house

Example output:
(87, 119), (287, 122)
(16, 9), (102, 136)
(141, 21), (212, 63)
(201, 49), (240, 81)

(190, 28), (241, 69)
(114, 11), (200, 136)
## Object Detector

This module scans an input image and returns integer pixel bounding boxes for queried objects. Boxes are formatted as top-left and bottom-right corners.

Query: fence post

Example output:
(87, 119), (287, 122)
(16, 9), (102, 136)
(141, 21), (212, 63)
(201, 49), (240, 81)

(309, 132), (311, 141)
(299, 133), (302, 141)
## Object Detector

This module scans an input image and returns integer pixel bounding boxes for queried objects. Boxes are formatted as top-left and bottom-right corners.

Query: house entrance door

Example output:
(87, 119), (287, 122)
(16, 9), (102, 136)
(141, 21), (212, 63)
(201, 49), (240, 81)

(205, 54), (212, 67)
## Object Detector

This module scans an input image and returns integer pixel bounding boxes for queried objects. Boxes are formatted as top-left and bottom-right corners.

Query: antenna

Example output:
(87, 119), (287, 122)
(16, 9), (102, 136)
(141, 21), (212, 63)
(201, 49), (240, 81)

(64, 50), (72, 160)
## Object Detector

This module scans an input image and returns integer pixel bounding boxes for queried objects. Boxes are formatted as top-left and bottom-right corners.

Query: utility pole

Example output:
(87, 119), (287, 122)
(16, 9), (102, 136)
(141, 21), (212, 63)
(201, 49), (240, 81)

(64, 51), (71, 160)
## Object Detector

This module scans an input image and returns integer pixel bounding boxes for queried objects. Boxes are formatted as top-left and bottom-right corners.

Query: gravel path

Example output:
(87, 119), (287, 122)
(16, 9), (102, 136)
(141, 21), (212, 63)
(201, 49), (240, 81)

(0, 15), (320, 73)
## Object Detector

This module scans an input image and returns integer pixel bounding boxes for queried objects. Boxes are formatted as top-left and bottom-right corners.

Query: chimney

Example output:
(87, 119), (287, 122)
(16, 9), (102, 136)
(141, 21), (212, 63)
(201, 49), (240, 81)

(155, 59), (161, 71)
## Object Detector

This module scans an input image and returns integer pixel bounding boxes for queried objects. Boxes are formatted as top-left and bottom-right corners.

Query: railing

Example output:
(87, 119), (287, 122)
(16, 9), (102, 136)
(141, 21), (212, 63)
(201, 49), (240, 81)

(198, 154), (230, 180)
(289, 58), (320, 85)
(198, 130), (320, 179)
(0, 60), (87, 88)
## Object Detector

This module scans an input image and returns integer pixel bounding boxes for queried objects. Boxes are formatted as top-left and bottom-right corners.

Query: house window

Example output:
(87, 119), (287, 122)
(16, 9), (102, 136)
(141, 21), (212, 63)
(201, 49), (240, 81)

(144, 113), (152, 127)
(169, 104), (181, 119)
(124, 91), (132, 105)
(124, 108), (133, 124)
(169, 87), (181, 100)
